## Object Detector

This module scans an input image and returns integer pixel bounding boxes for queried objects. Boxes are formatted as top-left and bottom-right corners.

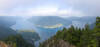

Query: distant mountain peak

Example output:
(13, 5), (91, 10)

(11, 19), (35, 31)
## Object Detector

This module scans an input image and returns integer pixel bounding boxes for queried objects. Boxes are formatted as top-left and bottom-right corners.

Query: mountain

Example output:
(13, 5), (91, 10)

(29, 16), (72, 26)
(39, 17), (100, 47)
(0, 25), (17, 39)
(0, 34), (35, 47)
(0, 16), (21, 27)
(0, 16), (97, 47)
(29, 16), (96, 29)
(0, 16), (40, 47)
(18, 30), (40, 44)
(66, 16), (96, 23)
(28, 16), (96, 47)
(10, 19), (40, 43)
(11, 19), (36, 30)
(0, 16), (21, 39)
(65, 16), (96, 28)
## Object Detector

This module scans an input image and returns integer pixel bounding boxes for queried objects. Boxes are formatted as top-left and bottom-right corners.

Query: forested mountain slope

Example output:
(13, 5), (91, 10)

(40, 17), (100, 47)
(0, 34), (35, 47)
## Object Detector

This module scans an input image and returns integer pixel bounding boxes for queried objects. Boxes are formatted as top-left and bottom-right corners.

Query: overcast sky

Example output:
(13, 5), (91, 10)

(0, 0), (100, 17)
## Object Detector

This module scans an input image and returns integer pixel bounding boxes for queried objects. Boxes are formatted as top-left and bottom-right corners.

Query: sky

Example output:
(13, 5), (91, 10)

(0, 0), (100, 17)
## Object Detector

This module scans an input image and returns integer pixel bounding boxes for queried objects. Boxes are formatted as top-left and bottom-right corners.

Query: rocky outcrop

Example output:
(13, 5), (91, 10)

(0, 41), (8, 47)
(57, 40), (75, 47)
(40, 39), (76, 47)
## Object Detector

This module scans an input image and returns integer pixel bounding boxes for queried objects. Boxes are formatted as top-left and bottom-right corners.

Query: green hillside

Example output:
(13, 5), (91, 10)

(18, 30), (40, 42)
(0, 34), (34, 47)
(40, 17), (100, 47)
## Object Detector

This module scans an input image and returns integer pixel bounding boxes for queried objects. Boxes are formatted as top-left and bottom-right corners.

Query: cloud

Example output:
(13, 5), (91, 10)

(0, 0), (16, 9)
(65, 0), (100, 16)
(0, 0), (100, 17)
(2, 7), (84, 17)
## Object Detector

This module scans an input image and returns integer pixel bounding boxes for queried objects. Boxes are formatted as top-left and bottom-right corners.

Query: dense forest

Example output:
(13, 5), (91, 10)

(0, 17), (99, 47)
(0, 34), (34, 47)
(39, 17), (100, 47)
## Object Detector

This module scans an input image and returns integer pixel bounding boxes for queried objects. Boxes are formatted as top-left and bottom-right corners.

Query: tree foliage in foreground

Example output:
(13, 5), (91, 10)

(1, 34), (34, 47)
(40, 17), (100, 47)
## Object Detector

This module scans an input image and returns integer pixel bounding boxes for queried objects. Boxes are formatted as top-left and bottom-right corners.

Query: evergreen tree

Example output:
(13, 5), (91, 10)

(40, 17), (100, 47)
